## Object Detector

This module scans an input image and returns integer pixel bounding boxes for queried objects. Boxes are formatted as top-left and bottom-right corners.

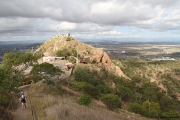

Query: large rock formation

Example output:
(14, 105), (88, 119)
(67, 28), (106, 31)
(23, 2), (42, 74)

(92, 49), (112, 65)
(91, 48), (129, 79)
(36, 36), (129, 79)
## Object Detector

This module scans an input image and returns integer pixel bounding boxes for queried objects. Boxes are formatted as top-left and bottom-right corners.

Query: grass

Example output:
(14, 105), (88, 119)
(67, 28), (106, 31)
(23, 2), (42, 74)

(28, 84), (151, 120)
(26, 58), (180, 120)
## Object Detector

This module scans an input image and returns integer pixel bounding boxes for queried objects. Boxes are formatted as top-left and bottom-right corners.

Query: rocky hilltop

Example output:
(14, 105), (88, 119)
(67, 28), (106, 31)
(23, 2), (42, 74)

(36, 36), (129, 79)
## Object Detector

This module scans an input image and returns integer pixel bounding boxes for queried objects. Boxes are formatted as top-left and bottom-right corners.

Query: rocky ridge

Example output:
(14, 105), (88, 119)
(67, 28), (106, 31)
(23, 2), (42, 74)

(36, 36), (129, 79)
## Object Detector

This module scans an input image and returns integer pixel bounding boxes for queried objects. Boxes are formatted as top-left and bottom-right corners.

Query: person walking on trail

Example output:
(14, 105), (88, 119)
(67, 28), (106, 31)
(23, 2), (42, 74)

(18, 91), (27, 110)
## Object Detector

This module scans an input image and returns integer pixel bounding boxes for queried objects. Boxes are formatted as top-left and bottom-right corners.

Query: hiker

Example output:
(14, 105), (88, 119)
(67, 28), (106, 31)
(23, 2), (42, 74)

(18, 91), (27, 110)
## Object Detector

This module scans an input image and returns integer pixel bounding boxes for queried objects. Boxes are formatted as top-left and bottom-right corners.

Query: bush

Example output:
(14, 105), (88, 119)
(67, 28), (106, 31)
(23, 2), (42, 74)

(56, 48), (71, 58)
(66, 37), (71, 41)
(82, 84), (100, 98)
(69, 81), (87, 91)
(160, 110), (180, 119)
(101, 94), (122, 110)
(68, 57), (76, 64)
(142, 100), (161, 117)
(43, 80), (55, 85)
(77, 94), (92, 106)
(128, 102), (147, 116)
(142, 86), (158, 102)
(0, 96), (9, 106)
(116, 85), (131, 101)
(74, 66), (101, 86)
(71, 49), (77, 57)
(159, 96), (173, 111)
(96, 84), (112, 94)
(132, 76), (143, 83)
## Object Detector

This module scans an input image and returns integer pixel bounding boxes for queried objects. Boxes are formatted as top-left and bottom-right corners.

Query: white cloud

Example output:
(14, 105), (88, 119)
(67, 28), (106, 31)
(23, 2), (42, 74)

(164, 10), (180, 22)
(90, 1), (158, 24)
(56, 22), (77, 30)
(0, 0), (180, 41)
(90, 1), (119, 15)
(99, 30), (122, 35)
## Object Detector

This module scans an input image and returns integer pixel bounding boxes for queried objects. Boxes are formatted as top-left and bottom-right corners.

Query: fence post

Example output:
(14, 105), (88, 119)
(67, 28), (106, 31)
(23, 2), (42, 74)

(28, 92), (38, 120)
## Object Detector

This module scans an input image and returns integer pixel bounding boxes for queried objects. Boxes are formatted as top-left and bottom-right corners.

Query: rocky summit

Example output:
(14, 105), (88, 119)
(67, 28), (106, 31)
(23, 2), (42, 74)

(35, 36), (129, 79)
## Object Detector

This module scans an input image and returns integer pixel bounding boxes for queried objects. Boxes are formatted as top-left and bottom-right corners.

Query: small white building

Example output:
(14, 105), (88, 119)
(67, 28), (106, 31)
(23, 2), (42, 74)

(122, 51), (126, 53)
(43, 56), (65, 62)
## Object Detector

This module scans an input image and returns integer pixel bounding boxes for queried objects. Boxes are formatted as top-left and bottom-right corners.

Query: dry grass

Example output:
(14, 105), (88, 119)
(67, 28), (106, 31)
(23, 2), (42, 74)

(37, 37), (94, 57)
(28, 84), (152, 120)
(45, 97), (141, 120)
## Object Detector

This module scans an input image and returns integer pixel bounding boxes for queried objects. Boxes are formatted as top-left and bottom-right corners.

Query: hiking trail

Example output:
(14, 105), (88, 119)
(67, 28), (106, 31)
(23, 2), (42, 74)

(12, 90), (30, 120)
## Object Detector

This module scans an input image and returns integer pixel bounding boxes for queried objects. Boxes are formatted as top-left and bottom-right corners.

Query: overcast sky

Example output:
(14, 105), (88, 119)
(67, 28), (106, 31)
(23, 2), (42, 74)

(0, 0), (180, 42)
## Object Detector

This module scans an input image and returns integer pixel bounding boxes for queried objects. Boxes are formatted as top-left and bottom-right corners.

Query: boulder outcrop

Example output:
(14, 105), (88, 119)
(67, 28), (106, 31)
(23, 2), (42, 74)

(91, 48), (130, 79)
(92, 49), (112, 65)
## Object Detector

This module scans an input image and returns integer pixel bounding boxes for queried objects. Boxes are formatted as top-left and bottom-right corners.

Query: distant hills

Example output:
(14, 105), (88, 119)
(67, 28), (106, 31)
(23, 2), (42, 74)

(0, 40), (44, 45)
(1, 39), (180, 46)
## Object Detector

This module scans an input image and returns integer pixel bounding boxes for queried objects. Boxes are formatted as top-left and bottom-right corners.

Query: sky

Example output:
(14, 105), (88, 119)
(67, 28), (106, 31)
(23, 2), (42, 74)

(0, 0), (180, 42)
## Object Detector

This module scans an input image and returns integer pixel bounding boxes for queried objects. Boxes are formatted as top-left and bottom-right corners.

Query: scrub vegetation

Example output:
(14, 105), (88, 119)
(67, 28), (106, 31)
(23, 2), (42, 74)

(1, 50), (180, 119)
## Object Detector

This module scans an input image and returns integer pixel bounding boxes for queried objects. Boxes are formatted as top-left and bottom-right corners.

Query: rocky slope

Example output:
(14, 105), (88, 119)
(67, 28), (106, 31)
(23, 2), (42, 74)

(36, 36), (129, 79)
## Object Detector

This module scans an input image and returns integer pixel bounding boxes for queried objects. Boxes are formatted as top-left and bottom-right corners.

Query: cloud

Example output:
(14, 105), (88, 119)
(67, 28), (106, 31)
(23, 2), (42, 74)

(139, 0), (178, 7)
(164, 10), (180, 22)
(0, 0), (180, 41)
(90, 1), (162, 25)
(99, 30), (122, 35)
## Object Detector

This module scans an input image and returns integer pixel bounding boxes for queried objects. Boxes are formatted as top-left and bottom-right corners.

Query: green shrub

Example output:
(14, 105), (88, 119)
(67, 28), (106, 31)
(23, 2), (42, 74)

(142, 85), (158, 102)
(159, 96), (173, 111)
(74, 66), (101, 86)
(142, 100), (161, 117)
(96, 84), (112, 94)
(56, 48), (71, 58)
(101, 94), (122, 110)
(0, 96), (9, 106)
(132, 76), (143, 83)
(128, 102), (147, 116)
(174, 68), (180, 75)
(34, 50), (43, 59)
(77, 94), (92, 106)
(66, 37), (71, 41)
(71, 49), (77, 57)
(43, 79), (55, 85)
(116, 85), (131, 101)
(69, 81), (87, 91)
(82, 84), (100, 98)
(99, 68), (108, 79)
(68, 57), (76, 64)
(160, 110), (180, 119)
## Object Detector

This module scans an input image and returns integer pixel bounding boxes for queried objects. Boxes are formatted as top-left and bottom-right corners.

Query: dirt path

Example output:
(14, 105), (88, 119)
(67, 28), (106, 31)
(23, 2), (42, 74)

(12, 91), (30, 120)
(12, 60), (71, 120)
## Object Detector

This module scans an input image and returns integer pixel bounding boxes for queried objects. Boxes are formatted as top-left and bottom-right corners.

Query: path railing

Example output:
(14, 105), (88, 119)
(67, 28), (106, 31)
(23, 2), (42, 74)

(19, 85), (38, 120)
(28, 92), (38, 120)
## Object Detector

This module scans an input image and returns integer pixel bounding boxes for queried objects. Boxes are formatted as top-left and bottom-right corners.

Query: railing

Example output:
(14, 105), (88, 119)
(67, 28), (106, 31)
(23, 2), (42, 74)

(18, 85), (38, 119)
(28, 92), (38, 120)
